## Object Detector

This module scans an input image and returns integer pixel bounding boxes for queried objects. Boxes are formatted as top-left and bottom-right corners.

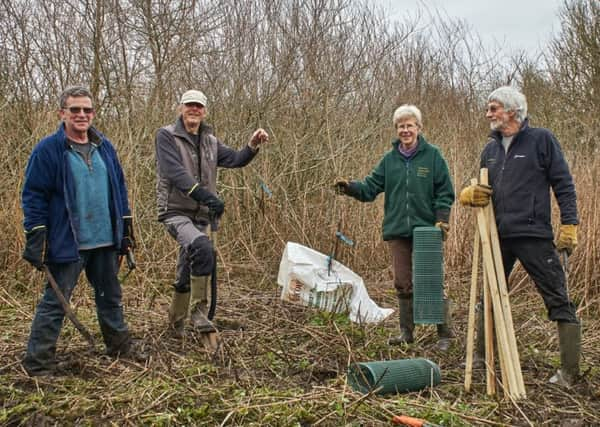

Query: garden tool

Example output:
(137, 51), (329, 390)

(560, 250), (569, 295)
(118, 248), (136, 283)
(44, 266), (96, 350)
(327, 188), (355, 275)
(190, 216), (219, 332)
(327, 225), (355, 275)
(392, 414), (441, 427)
(208, 216), (218, 320)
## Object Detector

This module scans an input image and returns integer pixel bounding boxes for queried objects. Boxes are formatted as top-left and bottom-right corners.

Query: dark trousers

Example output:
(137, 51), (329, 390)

(388, 238), (413, 297)
(23, 247), (129, 373)
(500, 237), (578, 323)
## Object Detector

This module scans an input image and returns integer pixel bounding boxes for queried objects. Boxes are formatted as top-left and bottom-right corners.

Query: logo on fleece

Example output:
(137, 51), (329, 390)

(417, 166), (430, 178)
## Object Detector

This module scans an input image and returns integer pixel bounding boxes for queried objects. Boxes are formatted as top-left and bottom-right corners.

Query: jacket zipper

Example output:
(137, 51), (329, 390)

(405, 158), (411, 231)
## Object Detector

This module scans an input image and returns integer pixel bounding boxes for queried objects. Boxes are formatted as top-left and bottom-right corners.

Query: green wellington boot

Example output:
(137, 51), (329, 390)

(549, 322), (581, 387)
(190, 275), (216, 333)
(169, 290), (190, 337)
(436, 298), (456, 351)
(389, 296), (414, 345)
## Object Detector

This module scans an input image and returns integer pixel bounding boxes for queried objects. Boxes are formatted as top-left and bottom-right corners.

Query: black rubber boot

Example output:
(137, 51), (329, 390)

(99, 322), (132, 357)
(549, 321), (581, 387)
(389, 296), (414, 345)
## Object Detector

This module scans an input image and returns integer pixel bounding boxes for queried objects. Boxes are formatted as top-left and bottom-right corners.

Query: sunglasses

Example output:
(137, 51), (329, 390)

(65, 106), (94, 114)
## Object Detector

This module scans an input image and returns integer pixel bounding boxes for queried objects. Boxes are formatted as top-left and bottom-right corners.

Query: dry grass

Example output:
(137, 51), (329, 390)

(1, 104), (599, 427)
(1, 1), (599, 424)
(1, 261), (599, 426)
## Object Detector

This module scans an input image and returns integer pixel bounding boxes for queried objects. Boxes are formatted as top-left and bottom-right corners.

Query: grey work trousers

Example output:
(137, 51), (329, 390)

(163, 215), (210, 293)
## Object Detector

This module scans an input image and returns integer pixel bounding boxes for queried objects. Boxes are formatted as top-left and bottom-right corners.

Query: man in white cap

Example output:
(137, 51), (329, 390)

(155, 89), (268, 336)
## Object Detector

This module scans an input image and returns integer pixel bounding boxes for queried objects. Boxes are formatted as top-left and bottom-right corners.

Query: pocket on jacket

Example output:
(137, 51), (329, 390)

(506, 191), (535, 225)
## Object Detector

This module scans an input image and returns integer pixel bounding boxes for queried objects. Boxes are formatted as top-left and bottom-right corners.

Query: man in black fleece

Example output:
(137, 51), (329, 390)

(459, 86), (580, 387)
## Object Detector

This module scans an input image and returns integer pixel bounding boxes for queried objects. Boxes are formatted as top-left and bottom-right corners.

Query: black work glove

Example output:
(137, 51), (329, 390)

(190, 186), (225, 218)
(120, 217), (135, 255)
(334, 178), (349, 195)
(333, 178), (359, 198)
(23, 227), (46, 270)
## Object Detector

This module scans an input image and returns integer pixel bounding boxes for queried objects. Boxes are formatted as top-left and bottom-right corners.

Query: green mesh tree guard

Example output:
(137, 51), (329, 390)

(412, 226), (444, 324)
(347, 358), (441, 394)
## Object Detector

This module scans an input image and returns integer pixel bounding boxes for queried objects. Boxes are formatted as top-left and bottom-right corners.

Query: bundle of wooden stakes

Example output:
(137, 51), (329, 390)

(464, 169), (526, 400)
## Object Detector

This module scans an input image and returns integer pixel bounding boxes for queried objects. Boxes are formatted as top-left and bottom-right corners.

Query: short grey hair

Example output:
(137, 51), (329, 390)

(392, 104), (423, 128)
(488, 86), (528, 123)
(59, 86), (93, 109)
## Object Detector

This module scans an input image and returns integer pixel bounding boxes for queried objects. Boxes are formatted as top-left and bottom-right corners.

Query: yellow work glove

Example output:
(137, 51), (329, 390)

(435, 221), (450, 241)
(556, 224), (578, 255)
(459, 184), (493, 207)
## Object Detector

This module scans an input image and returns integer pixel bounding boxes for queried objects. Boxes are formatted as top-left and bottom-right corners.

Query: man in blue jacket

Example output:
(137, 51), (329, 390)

(21, 86), (137, 376)
(460, 86), (580, 387)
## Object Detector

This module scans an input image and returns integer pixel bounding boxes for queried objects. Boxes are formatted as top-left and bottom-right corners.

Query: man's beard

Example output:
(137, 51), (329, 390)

(489, 120), (505, 131)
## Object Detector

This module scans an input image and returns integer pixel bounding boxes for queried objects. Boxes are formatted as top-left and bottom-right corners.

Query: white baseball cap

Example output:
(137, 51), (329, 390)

(180, 90), (207, 106)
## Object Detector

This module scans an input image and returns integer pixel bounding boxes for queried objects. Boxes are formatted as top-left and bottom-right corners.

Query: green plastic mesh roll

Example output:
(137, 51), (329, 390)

(347, 358), (441, 394)
(412, 226), (444, 324)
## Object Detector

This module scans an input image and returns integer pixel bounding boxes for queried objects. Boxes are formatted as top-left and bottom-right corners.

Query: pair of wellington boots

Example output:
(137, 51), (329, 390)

(469, 314), (581, 387)
(388, 296), (455, 351)
(168, 275), (215, 337)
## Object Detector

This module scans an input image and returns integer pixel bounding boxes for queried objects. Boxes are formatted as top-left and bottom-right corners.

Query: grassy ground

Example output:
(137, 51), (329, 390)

(1, 262), (598, 427)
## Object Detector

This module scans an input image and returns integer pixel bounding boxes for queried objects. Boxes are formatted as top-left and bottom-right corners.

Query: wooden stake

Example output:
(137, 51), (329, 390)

(483, 265), (496, 395)
(464, 220), (480, 392)
(485, 200), (526, 397)
(479, 168), (526, 399)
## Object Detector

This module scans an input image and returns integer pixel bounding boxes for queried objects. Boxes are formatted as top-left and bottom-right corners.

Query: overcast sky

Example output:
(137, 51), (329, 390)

(377, 0), (565, 56)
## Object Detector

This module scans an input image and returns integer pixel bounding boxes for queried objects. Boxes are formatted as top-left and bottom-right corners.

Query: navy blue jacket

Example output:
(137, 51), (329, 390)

(21, 123), (131, 263)
(480, 119), (578, 240)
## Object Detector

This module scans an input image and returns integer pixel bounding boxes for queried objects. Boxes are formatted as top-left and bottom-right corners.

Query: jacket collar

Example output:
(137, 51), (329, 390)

(174, 116), (212, 143)
(391, 133), (427, 152)
(489, 117), (530, 142)
(57, 122), (103, 148)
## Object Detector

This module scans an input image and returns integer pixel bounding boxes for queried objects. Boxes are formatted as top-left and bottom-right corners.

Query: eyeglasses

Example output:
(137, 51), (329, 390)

(486, 105), (503, 113)
(396, 123), (417, 131)
(64, 106), (94, 114)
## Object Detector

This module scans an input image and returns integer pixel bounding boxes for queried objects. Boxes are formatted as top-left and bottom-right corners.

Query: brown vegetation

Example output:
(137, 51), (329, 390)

(1, 0), (599, 425)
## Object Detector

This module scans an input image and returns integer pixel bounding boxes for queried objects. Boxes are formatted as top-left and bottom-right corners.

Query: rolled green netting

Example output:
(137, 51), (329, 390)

(412, 226), (444, 324)
(347, 358), (441, 395)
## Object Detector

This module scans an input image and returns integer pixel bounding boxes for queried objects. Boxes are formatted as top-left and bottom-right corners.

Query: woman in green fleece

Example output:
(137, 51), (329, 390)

(334, 104), (455, 350)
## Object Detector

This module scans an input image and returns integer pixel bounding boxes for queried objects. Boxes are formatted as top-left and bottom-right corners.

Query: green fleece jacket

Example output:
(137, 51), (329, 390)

(348, 135), (455, 240)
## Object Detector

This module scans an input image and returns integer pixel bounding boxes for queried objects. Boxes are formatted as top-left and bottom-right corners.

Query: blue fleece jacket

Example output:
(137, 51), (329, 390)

(21, 123), (131, 263)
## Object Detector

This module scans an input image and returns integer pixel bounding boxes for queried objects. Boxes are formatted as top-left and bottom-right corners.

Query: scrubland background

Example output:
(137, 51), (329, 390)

(1, 0), (599, 425)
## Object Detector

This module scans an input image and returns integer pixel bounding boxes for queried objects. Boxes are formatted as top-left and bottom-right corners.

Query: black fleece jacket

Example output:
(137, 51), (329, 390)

(480, 119), (578, 240)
